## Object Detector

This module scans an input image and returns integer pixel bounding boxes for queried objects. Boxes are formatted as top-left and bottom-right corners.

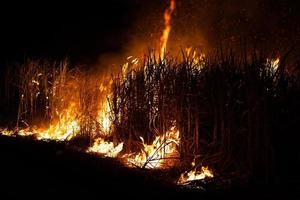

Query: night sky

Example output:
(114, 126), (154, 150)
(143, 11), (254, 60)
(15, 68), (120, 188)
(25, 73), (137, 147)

(1, 0), (300, 66)
(0, 1), (140, 65)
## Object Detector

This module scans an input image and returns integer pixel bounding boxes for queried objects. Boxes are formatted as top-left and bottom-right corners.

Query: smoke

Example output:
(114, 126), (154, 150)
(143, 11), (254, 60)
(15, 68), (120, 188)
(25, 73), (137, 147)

(90, 0), (300, 72)
(134, 0), (300, 54)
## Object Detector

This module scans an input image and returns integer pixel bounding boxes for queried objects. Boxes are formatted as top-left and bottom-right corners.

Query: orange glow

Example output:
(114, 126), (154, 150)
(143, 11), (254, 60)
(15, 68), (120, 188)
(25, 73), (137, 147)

(97, 95), (112, 135)
(177, 162), (214, 185)
(0, 129), (14, 136)
(87, 138), (123, 158)
(267, 57), (280, 72)
(123, 125), (180, 169)
(185, 47), (206, 68)
(0, 1), (217, 180)
(160, 0), (176, 58)
(12, 103), (80, 141)
(96, 75), (114, 135)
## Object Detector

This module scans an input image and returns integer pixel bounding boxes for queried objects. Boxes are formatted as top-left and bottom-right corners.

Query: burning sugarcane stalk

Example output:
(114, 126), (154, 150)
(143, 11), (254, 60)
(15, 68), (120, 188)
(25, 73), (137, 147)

(1, 0), (300, 192)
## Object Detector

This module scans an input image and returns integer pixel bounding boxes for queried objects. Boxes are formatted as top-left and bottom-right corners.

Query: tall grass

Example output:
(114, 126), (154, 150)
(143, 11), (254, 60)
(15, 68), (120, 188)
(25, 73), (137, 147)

(8, 59), (104, 142)
(110, 51), (300, 182)
(2, 51), (300, 183)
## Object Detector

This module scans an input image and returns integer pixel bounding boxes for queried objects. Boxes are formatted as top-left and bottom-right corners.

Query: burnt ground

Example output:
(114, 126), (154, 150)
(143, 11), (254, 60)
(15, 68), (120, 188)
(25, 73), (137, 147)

(0, 135), (299, 199)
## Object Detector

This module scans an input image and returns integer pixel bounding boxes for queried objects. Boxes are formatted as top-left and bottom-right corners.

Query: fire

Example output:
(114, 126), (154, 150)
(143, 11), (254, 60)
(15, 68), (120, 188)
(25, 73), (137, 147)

(97, 99), (112, 135)
(96, 76), (114, 135)
(0, 1), (215, 184)
(33, 104), (80, 141)
(124, 125), (180, 169)
(87, 138), (123, 158)
(0, 129), (14, 136)
(15, 103), (80, 141)
(177, 163), (214, 185)
(87, 80), (123, 158)
(269, 57), (280, 71)
(185, 47), (206, 68)
(160, 0), (176, 58)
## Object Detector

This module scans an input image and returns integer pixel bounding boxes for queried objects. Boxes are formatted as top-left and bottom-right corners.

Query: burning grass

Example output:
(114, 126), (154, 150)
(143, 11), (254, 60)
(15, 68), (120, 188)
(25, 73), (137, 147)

(1, 51), (300, 187)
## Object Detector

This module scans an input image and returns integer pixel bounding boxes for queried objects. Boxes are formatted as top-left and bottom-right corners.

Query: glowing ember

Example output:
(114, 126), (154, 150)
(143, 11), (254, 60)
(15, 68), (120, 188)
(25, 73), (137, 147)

(87, 138), (123, 158)
(177, 163), (214, 185)
(160, 0), (176, 58)
(124, 125), (180, 169)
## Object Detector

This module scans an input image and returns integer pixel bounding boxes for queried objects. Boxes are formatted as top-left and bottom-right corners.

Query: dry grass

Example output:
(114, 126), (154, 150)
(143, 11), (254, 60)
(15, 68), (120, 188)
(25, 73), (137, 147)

(2, 51), (300, 183)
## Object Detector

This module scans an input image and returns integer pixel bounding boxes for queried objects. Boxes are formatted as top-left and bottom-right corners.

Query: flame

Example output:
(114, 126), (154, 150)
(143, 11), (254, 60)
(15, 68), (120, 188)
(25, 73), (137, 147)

(15, 103), (80, 141)
(269, 57), (280, 71)
(87, 138), (123, 158)
(87, 76), (121, 158)
(35, 103), (79, 140)
(97, 77), (114, 135)
(177, 164), (214, 185)
(185, 47), (206, 68)
(0, 129), (14, 136)
(124, 125), (180, 169)
(160, 0), (176, 58)
(0, 1), (217, 179)
(97, 100), (112, 135)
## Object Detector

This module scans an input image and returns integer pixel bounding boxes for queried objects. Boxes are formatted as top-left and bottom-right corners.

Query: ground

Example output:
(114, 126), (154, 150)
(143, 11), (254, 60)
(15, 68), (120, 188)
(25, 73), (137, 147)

(0, 135), (299, 199)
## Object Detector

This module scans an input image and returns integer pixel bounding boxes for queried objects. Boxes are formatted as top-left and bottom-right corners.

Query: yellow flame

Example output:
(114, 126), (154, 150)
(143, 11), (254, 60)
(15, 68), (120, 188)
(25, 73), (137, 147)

(15, 103), (80, 141)
(124, 125), (180, 169)
(97, 76), (114, 135)
(87, 138), (123, 158)
(160, 0), (176, 58)
(177, 165), (214, 185)
(185, 47), (206, 67)
(0, 129), (14, 136)
(270, 58), (280, 71)
(97, 100), (112, 135)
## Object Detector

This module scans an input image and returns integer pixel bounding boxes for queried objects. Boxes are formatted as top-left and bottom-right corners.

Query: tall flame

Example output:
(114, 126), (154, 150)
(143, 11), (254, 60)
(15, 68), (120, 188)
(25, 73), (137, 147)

(160, 0), (176, 58)
(97, 81), (113, 135)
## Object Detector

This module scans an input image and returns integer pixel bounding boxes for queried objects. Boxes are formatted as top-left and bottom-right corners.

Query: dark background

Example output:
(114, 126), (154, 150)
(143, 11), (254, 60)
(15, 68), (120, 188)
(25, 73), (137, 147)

(0, 0), (300, 66)
(0, 0), (141, 65)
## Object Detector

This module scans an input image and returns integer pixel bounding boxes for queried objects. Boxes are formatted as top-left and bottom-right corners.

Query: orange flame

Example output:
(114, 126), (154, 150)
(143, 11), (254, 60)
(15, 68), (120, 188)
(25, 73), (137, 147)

(267, 57), (280, 72)
(185, 47), (206, 68)
(160, 0), (176, 58)
(0, 129), (14, 136)
(4, 103), (81, 141)
(124, 125), (180, 169)
(177, 163), (214, 185)
(97, 80), (113, 135)
(87, 138), (123, 158)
